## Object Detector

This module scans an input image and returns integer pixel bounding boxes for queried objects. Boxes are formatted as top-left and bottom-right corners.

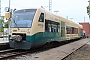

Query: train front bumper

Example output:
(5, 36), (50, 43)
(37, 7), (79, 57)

(9, 40), (31, 50)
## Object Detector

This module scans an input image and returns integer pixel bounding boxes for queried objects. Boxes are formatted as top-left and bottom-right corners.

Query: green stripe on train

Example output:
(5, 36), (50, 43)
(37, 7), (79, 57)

(26, 32), (62, 42)
(8, 32), (65, 43)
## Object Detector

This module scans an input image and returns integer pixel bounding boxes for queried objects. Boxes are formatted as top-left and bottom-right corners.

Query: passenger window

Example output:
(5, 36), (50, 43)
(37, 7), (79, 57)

(39, 13), (44, 22)
(45, 20), (60, 32)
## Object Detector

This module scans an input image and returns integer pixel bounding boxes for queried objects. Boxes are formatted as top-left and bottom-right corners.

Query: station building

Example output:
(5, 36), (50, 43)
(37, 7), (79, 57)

(79, 22), (90, 37)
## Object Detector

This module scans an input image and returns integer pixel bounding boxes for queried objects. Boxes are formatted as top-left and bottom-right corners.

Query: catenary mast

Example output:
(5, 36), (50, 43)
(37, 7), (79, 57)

(49, 0), (52, 11)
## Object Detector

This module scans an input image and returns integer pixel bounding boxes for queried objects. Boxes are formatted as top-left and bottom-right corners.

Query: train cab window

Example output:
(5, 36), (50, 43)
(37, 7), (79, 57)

(39, 13), (44, 22)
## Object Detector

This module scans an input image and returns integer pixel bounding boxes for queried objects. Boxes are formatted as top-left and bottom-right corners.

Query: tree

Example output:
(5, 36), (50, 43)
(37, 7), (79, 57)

(87, 6), (90, 14)
(0, 19), (4, 32)
(4, 21), (8, 28)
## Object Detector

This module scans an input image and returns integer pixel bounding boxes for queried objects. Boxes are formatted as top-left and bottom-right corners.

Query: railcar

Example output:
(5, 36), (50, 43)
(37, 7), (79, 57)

(8, 8), (83, 49)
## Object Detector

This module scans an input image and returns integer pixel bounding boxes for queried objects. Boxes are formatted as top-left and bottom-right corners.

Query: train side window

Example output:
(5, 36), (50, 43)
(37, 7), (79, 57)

(49, 27), (51, 32)
(54, 28), (56, 32)
(45, 20), (60, 32)
(51, 27), (53, 32)
(45, 20), (49, 32)
(66, 26), (70, 34)
(39, 13), (44, 22)
(57, 25), (60, 32)
(72, 27), (74, 34)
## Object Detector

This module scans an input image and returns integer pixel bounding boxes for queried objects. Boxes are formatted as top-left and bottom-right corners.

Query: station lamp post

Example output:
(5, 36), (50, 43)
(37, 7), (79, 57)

(41, 6), (49, 10)
(4, 0), (11, 34)
(54, 10), (59, 13)
(70, 18), (73, 21)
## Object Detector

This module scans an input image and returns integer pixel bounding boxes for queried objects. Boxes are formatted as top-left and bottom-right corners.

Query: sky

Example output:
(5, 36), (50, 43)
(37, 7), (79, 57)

(1, 0), (89, 23)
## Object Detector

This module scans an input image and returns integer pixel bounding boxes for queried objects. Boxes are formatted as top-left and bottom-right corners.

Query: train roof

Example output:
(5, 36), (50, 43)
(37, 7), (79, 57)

(15, 8), (80, 28)
(38, 8), (80, 28)
(77, 23), (83, 28)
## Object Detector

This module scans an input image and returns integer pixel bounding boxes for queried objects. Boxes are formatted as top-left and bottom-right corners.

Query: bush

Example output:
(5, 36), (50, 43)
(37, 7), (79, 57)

(0, 28), (4, 32)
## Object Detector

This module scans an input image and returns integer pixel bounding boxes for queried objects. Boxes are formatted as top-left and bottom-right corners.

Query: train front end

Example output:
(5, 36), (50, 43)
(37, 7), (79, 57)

(9, 9), (37, 49)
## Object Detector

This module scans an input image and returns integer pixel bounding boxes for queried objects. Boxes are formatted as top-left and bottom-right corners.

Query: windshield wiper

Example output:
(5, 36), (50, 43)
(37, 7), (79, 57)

(12, 18), (20, 30)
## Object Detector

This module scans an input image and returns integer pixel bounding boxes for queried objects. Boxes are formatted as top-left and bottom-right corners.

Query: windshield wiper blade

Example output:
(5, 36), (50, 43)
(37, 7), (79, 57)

(12, 18), (20, 30)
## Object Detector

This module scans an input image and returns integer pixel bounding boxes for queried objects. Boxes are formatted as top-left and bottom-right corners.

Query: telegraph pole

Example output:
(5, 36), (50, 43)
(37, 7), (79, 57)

(9, 0), (10, 15)
(67, 16), (68, 19)
(84, 17), (85, 22)
(49, 0), (52, 11)
(8, 0), (10, 34)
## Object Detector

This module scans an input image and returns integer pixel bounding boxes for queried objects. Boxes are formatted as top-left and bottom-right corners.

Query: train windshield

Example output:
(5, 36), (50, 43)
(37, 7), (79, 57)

(10, 9), (37, 28)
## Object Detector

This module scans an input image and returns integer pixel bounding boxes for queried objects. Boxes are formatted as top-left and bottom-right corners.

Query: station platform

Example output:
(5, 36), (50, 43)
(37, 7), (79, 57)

(26, 38), (90, 60)
(0, 38), (9, 50)
(0, 38), (8, 44)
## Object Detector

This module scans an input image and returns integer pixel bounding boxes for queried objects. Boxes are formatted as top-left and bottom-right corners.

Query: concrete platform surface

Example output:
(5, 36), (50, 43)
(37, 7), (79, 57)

(0, 38), (8, 43)
(26, 38), (90, 60)
(0, 38), (10, 50)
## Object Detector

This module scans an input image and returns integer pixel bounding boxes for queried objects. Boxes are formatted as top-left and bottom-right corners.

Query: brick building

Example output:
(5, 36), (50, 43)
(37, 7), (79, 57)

(79, 22), (90, 37)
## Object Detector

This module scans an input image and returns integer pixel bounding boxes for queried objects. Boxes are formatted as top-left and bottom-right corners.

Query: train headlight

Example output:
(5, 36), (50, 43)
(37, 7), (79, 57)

(27, 29), (30, 33)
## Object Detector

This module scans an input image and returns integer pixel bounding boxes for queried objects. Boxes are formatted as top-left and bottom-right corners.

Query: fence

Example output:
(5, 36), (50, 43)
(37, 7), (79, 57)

(0, 32), (8, 40)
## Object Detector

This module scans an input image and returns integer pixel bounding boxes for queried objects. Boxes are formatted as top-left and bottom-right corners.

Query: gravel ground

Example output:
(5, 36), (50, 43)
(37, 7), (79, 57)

(63, 44), (90, 60)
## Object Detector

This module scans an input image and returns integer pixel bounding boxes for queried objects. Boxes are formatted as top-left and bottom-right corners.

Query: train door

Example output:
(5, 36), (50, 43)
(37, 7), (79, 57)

(38, 13), (45, 32)
(78, 27), (81, 37)
(61, 21), (65, 38)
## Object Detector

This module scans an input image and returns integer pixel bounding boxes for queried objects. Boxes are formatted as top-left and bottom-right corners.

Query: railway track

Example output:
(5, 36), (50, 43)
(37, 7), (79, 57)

(22, 38), (90, 60)
(0, 38), (83, 60)
(0, 49), (29, 60)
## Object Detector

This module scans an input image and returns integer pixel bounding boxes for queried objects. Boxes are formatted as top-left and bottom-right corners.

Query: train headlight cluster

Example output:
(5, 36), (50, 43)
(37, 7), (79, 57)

(10, 35), (22, 42)
(27, 29), (30, 34)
